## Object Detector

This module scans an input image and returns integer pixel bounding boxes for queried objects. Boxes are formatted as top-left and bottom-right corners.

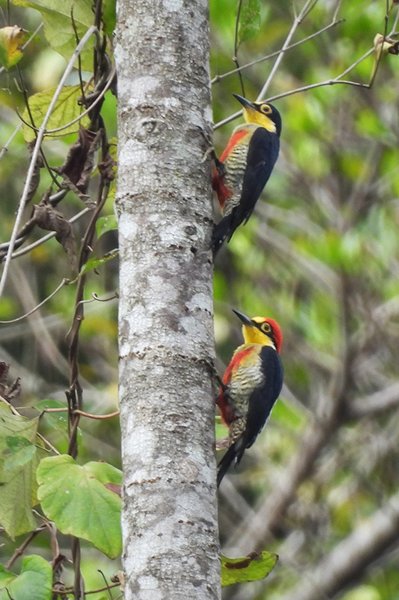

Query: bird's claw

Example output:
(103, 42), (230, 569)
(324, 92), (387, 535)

(196, 125), (218, 163)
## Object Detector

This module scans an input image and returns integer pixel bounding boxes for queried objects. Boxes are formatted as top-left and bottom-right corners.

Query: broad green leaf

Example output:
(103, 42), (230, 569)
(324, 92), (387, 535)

(35, 399), (70, 452)
(0, 555), (52, 600)
(80, 248), (119, 274)
(22, 85), (90, 143)
(96, 215), (118, 240)
(12, 0), (95, 70)
(4, 436), (36, 472)
(0, 405), (40, 538)
(0, 564), (15, 588)
(221, 551), (278, 587)
(238, 0), (261, 45)
(37, 455), (122, 558)
(84, 461), (122, 485)
(0, 25), (27, 68)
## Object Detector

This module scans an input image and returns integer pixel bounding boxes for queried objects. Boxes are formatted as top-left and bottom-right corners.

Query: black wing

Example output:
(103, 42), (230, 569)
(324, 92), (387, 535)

(230, 127), (280, 233)
(212, 128), (279, 255)
(217, 346), (283, 486)
(244, 346), (283, 450)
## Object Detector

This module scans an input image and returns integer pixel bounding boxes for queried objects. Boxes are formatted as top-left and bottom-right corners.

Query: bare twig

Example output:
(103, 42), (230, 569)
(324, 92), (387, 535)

(232, 0), (245, 96)
(5, 526), (46, 569)
(215, 8), (399, 130)
(211, 18), (344, 85)
(0, 278), (71, 324)
(258, 0), (319, 100)
(0, 123), (23, 161)
(19, 65), (115, 137)
(2, 208), (90, 260)
(41, 407), (120, 420)
(0, 25), (98, 298)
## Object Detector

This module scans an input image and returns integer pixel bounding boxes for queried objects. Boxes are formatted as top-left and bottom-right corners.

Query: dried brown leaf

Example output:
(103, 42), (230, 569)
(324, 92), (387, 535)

(33, 200), (77, 271)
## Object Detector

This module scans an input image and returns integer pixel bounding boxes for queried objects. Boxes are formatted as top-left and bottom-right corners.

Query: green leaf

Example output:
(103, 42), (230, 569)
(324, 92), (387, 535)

(102, 0), (116, 36)
(221, 551), (278, 587)
(0, 555), (52, 600)
(96, 215), (118, 240)
(84, 461), (122, 485)
(238, 0), (261, 45)
(35, 399), (70, 452)
(4, 436), (36, 471)
(0, 25), (27, 69)
(12, 0), (95, 70)
(0, 405), (40, 538)
(0, 564), (15, 588)
(37, 455), (122, 558)
(22, 85), (90, 143)
(80, 248), (119, 274)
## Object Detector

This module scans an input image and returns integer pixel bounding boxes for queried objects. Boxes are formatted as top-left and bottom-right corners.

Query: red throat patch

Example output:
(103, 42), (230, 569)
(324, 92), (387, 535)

(217, 347), (254, 425)
(220, 129), (248, 162)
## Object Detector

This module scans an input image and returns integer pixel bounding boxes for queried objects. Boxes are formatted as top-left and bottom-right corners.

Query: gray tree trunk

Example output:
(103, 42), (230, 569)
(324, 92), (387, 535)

(115, 1), (220, 599)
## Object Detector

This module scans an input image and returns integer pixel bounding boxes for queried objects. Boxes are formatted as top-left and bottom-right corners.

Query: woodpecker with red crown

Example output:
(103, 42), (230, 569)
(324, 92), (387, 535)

(211, 94), (281, 255)
(217, 309), (283, 487)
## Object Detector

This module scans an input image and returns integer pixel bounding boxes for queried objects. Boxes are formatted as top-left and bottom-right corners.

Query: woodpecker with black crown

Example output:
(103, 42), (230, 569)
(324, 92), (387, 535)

(211, 94), (281, 255)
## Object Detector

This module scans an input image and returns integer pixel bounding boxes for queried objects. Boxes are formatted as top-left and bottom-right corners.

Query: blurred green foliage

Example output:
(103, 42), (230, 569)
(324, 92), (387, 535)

(1, 0), (399, 598)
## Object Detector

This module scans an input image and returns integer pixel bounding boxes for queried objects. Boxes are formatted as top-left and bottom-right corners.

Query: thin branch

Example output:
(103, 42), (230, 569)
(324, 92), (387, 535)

(258, 0), (319, 100)
(5, 526), (46, 569)
(211, 18), (344, 85)
(41, 407), (120, 420)
(0, 207), (91, 260)
(233, 0), (245, 96)
(53, 582), (120, 596)
(0, 278), (71, 324)
(44, 66), (116, 135)
(77, 291), (119, 307)
(215, 11), (399, 130)
(0, 25), (98, 299)
(19, 66), (115, 137)
(0, 123), (23, 161)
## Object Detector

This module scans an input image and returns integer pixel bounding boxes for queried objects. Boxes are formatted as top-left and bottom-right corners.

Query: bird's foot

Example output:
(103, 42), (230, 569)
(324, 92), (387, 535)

(196, 125), (220, 164)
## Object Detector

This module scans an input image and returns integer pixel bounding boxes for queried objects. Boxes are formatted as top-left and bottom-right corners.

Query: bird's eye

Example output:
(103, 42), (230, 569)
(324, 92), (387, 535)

(260, 104), (272, 115)
(261, 322), (271, 333)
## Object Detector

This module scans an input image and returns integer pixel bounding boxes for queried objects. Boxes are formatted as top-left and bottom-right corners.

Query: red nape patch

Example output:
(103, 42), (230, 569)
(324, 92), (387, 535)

(220, 129), (248, 162)
(265, 318), (283, 353)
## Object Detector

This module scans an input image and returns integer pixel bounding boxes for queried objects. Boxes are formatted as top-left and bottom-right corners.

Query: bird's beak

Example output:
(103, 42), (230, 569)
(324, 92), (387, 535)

(232, 309), (255, 327)
(233, 94), (257, 111)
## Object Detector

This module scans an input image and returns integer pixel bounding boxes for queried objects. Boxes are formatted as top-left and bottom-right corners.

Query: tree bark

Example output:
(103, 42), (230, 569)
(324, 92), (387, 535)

(115, 1), (219, 599)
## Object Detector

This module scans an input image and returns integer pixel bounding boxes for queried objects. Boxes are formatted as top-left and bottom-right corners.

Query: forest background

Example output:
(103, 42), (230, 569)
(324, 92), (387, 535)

(1, 0), (399, 599)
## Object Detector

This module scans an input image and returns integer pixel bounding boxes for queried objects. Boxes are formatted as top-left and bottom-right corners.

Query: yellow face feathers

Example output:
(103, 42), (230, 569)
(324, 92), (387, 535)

(241, 317), (275, 347)
(242, 103), (277, 133)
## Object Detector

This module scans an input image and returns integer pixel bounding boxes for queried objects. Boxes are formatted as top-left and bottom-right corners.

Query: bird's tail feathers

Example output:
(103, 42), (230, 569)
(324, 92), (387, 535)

(211, 214), (234, 256)
(217, 438), (246, 487)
